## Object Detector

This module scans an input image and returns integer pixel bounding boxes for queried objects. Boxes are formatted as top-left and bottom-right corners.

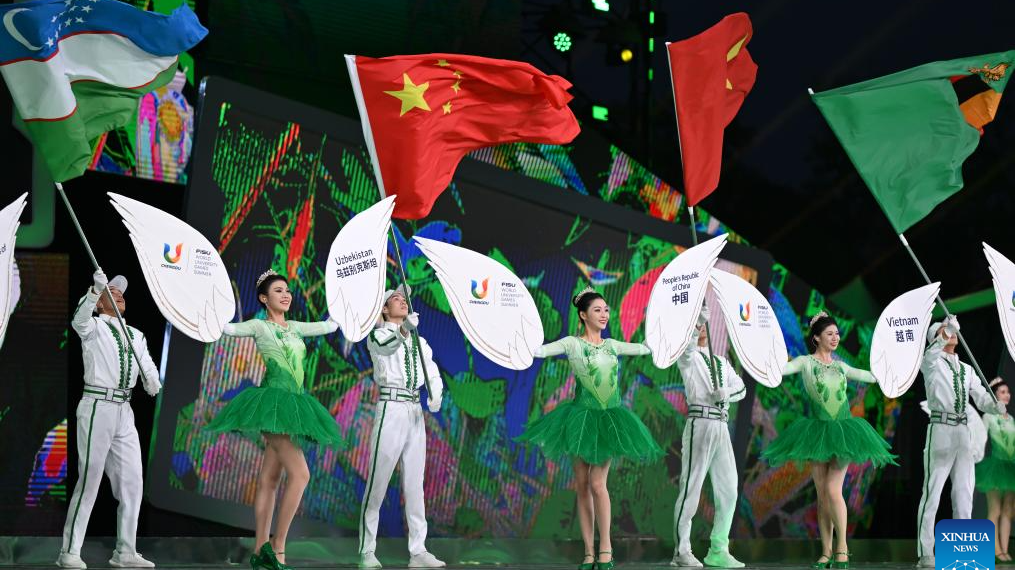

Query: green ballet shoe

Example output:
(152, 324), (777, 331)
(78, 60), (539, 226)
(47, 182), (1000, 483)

(579, 552), (596, 570)
(811, 554), (831, 569)
(250, 551), (269, 570)
(596, 551), (615, 570)
(257, 543), (292, 570)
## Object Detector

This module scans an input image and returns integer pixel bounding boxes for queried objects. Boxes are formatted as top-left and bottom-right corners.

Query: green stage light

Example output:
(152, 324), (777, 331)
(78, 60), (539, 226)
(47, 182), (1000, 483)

(553, 32), (572, 52)
(591, 0), (610, 11)
(592, 105), (609, 121)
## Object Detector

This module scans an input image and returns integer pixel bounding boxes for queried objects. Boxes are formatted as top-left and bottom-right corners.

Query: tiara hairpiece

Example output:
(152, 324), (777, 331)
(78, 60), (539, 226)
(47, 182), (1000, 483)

(572, 285), (597, 307)
(256, 269), (278, 288)
(809, 311), (828, 327)
(990, 377), (1004, 388)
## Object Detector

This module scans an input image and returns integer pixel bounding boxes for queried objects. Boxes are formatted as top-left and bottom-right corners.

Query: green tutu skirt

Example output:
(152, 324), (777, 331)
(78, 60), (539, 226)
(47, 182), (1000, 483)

(515, 401), (664, 466)
(761, 416), (897, 468)
(206, 385), (345, 447)
(975, 456), (1015, 492)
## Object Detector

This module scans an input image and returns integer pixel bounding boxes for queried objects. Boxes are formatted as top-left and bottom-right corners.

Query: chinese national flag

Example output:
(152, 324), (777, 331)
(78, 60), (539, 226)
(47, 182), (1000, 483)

(667, 13), (757, 206)
(346, 54), (581, 219)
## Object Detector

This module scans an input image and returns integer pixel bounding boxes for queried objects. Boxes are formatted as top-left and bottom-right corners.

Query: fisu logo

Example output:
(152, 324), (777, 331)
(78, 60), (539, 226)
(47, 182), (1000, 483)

(163, 243), (183, 264)
(471, 277), (490, 300)
(739, 301), (751, 322)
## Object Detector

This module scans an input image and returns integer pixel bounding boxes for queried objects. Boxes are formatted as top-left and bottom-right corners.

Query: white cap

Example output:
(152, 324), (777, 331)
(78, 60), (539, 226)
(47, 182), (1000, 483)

(108, 275), (128, 294)
(383, 284), (411, 305)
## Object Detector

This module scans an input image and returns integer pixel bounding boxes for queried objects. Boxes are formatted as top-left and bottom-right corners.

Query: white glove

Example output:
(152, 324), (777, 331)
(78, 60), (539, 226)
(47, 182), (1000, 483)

(92, 269), (108, 293)
(697, 303), (711, 327)
(427, 395), (442, 412)
(710, 386), (729, 403)
(402, 312), (419, 332)
(144, 380), (162, 397)
(944, 315), (960, 336)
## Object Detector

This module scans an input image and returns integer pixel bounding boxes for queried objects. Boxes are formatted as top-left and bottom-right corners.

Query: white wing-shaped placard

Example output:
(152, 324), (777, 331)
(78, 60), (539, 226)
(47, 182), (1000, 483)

(108, 193), (235, 342)
(870, 282), (939, 398)
(709, 268), (787, 387)
(325, 196), (394, 342)
(0, 193), (27, 347)
(414, 236), (543, 370)
(644, 233), (727, 369)
(984, 243), (1015, 364)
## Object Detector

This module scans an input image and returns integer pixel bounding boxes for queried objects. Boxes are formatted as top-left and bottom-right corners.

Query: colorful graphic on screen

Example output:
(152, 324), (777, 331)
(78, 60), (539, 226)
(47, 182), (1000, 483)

(161, 100), (891, 543)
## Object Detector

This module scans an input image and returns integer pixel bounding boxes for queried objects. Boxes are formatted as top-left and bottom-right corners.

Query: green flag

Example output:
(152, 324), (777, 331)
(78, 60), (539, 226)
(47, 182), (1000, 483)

(812, 52), (1014, 233)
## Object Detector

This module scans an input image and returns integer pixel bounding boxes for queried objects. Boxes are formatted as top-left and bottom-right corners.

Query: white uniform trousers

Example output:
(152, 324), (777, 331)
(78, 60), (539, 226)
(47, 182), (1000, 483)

(358, 400), (428, 556)
(61, 397), (143, 556)
(673, 417), (739, 555)
(916, 422), (976, 559)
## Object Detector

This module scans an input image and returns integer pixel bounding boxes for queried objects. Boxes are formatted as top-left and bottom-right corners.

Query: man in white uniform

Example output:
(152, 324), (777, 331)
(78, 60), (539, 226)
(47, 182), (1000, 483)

(672, 304), (747, 568)
(915, 315), (1006, 567)
(57, 270), (161, 569)
(359, 285), (445, 569)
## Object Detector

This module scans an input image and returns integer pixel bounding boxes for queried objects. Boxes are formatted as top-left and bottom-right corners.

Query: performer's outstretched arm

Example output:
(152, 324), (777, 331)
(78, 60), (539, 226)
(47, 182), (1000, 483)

(222, 320), (260, 337)
(921, 315), (956, 371)
(782, 355), (807, 376)
(843, 363), (877, 384)
(533, 337), (570, 358)
(677, 304), (710, 367)
(71, 271), (106, 339)
(612, 340), (651, 356)
(290, 319), (338, 338)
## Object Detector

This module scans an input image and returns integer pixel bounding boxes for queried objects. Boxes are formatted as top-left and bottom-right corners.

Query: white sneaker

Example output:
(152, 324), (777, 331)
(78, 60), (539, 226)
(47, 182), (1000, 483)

(109, 551), (155, 568)
(671, 552), (704, 567)
(916, 555), (935, 567)
(360, 552), (383, 568)
(56, 552), (87, 569)
(408, 551), (446, 568)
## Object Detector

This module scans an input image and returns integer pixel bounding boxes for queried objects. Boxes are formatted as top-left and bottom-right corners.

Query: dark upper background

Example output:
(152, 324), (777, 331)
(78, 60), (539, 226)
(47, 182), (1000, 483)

(188, 0), (1015, 313)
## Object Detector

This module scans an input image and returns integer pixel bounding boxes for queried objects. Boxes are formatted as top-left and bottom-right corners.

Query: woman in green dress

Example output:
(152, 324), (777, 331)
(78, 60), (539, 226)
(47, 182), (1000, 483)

(976, 379), (1015, 562)
(761, 313), (897, 570)
(206, 270), (344, 570)
(517, 287), (663, 570)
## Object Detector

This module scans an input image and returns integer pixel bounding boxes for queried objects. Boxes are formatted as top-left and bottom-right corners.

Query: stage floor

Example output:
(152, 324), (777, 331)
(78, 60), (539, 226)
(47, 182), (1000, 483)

(3, 559), (933, 563)
(1, 537), (933, 569)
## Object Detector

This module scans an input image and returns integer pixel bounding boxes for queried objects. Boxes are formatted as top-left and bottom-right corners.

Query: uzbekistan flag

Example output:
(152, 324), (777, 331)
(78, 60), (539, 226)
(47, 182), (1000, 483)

(0, 0), (207, 182)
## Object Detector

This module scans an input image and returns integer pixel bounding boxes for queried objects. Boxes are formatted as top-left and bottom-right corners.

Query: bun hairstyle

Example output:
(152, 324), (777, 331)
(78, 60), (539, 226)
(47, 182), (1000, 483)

(256, 270), (288, 306)
(572, 286), (605, 332)
(807, 311), (838, 352)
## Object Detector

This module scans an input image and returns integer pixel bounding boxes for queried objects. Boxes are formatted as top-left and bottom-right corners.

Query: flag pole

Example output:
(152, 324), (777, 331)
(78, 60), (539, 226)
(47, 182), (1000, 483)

(688, 206), (720, 391)
(387, 224), (434, 396)
(55, 182), (153, 388)
(898, 233), (998, 403)
(806, 86), (997, 405)
(345, 54), (434, 397)
(668, 42), (720, 391)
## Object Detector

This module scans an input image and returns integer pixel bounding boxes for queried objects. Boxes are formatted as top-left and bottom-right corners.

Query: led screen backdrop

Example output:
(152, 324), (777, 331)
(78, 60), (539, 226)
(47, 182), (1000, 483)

(147, 78), (893, 542)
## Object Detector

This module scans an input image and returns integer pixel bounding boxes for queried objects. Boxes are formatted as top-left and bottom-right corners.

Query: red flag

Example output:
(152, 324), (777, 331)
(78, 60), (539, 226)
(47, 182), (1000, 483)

(346, 54), (580, 219)
(667, 13), (757, 206)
